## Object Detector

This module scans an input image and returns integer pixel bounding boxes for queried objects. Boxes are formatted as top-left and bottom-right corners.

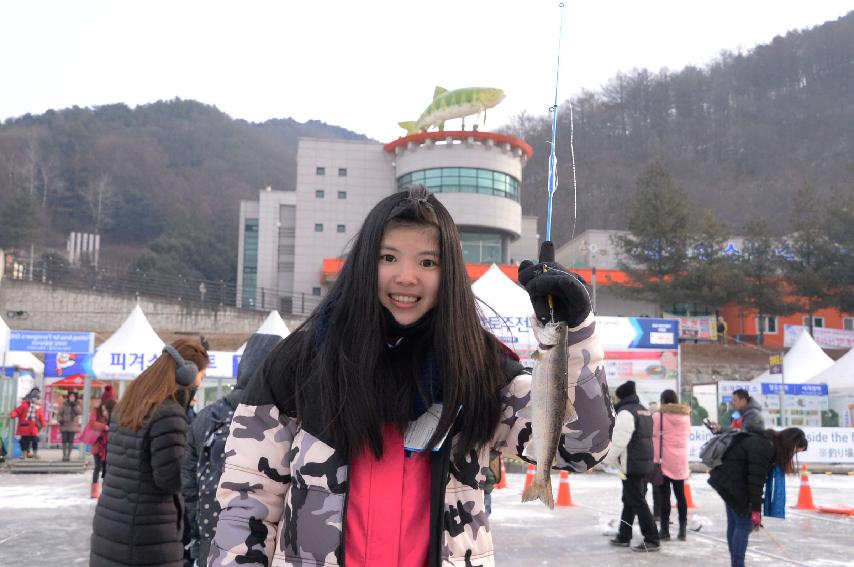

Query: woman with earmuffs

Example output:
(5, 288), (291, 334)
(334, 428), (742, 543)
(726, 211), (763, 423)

(90, 338), (208, 567)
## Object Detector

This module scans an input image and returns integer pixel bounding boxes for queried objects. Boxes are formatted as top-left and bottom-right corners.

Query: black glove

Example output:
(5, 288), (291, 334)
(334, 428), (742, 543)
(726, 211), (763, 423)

(518, 241), (592, 327)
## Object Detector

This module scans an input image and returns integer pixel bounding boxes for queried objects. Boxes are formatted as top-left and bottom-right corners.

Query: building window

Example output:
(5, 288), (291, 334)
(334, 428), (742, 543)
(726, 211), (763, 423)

(314, 223), (323, 232)
(755, 316), (778, 334)
(803, 316), (824, 328)
(845, 318), (854, 332)
(315, 190), (325, 199)
(241, 219), (259, 307)
(337, 224), (346, 233)
(338, 168), (347, 177)
(338, 191), (347, 199)
(396, 167), (520, 202)
(460, 231), (502, 263)
(312, 287), (321, 296)
(316, 167), (325, 176)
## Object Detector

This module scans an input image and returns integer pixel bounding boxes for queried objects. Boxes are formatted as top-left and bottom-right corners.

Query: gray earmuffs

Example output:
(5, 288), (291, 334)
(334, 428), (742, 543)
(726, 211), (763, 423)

(162, 345), (199, 387)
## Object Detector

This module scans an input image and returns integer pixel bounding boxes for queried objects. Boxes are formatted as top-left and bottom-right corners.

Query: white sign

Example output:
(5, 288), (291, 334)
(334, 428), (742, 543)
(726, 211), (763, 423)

(785, 325), (854, 350)
(688, 426), (854, 464)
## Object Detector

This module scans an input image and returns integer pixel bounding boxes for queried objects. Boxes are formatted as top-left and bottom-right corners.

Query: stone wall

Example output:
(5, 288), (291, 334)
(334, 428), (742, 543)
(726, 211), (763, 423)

(0, 280), (283, 335)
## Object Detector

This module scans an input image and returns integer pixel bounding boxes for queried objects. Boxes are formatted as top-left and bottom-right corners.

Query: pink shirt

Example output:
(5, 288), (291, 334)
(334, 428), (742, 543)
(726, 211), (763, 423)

(345, 424), (432, 567)
(652, 408), (691, 480)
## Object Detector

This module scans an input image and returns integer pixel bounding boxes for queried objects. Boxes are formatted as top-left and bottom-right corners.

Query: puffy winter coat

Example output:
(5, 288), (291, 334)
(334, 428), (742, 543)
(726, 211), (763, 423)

(90, 399), (189, 567)
(652, 403), (691, 480)
(603, 394), (653, 476)
(10, 400), (45, 436)
(209, 314), (614, 567)
(58, 400), (83, 433)
(183, 333), (283, 565)
(708, 432), (776, 517)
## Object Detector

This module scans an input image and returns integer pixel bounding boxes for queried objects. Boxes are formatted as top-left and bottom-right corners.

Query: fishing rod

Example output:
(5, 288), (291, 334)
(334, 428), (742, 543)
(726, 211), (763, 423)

(544, 2), (564, 244)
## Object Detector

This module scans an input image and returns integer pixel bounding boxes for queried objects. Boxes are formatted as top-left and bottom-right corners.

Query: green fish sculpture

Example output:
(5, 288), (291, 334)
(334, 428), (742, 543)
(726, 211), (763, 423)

(399, 86), (505, 134)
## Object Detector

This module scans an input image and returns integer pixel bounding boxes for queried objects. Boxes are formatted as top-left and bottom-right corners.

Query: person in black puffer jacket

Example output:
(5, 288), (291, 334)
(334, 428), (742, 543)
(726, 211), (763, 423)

(708, 428), (807, 567)
(181, 332), (283, 567)
(90, 338), (209, 567)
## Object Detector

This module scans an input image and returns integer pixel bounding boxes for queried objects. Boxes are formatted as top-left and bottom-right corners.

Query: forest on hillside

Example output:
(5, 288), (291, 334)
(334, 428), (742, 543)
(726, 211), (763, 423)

(0, 11), (851, 285)
(510, 11), (854, 244)
(0, 100), (366, 282)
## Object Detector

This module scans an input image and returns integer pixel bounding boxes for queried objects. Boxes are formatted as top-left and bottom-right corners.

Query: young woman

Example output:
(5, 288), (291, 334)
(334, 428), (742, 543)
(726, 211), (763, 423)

(90, 338), (208, 567)
(87, 398), (116, 498)
(209, 186), (614, 567)
(651, 389), (691, 541)
(708, 427), (808, 567)
(57, 390), (83, 462)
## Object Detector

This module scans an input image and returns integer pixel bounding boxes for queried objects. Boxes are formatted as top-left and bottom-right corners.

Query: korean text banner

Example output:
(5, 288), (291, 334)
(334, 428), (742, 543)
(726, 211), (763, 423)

(688, 426), (854, 463)
(596, 317), (679, 351)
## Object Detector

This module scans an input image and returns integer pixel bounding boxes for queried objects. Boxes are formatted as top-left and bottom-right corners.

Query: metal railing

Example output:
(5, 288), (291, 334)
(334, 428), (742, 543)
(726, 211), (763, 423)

(3, 256), (324, 316)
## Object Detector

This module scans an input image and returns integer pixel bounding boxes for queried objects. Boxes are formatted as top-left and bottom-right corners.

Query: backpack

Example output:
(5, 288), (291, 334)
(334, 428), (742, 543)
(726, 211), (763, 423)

(699, 429), (745, 469)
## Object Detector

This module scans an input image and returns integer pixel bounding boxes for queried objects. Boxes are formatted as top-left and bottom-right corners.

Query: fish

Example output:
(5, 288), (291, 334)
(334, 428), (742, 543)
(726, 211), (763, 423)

(398, 86), (505, 134)
(520, 320), (577, 509)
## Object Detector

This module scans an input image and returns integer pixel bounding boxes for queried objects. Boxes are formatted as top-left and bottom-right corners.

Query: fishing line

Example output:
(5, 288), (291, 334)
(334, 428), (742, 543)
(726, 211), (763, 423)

(544, 2), (565, 243)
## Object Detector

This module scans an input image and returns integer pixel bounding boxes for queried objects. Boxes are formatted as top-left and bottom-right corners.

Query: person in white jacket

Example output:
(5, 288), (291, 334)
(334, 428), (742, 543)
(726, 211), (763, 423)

(603, 381), (660, 552)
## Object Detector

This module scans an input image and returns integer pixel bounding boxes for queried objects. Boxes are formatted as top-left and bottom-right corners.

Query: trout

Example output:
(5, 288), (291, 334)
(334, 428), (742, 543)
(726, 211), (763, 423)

(521, 320), (577, 508)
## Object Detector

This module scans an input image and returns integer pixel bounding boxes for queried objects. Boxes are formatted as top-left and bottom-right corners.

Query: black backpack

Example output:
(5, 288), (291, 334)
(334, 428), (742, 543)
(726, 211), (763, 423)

(699, 430), (746, 469)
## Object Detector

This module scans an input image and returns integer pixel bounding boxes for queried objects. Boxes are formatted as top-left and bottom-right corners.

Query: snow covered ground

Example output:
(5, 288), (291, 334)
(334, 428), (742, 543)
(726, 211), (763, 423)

(0, 470), (852, 565)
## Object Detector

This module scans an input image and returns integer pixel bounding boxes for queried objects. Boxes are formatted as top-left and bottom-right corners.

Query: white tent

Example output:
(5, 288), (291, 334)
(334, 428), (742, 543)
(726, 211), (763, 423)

(91, 306), (165, 380)
(471, 264), (536, 362)
(0, 317), (45, 374)
(236, 311), (290, 354)
(752, 330), (835, 384)
(805, 348), (854, 396)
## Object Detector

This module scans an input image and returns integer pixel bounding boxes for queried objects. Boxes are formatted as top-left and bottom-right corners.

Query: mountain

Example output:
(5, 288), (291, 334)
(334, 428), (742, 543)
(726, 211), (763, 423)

(0, 99), (368, 281)
(509, 11), (854, 245)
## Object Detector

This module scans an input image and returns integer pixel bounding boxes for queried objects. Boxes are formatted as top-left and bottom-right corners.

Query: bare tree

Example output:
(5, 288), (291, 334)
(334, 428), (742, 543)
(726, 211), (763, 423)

(85, 173), (116, 234)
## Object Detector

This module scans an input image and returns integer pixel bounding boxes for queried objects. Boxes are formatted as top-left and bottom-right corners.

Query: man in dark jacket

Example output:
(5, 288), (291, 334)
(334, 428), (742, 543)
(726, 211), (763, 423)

(181, 333), (283, 566)
(604, 381), (660, 552)
(712, 389), (765, 434)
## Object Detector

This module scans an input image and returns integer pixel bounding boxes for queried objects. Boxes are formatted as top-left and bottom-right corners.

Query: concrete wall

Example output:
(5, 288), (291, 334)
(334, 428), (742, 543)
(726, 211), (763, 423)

(0, 280), (269, 335)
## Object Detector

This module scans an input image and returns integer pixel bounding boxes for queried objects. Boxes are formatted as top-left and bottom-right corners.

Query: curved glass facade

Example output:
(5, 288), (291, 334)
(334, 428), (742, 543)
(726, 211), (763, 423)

(397, 168), (519, 202)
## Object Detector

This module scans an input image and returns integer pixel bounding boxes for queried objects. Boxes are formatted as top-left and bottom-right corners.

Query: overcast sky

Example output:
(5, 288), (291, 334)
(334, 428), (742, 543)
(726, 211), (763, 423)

(2, 1), (851, 141)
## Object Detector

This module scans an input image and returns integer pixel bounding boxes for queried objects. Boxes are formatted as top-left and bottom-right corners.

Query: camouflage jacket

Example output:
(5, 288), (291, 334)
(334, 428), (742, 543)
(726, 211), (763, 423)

(209, 314), (614, 567)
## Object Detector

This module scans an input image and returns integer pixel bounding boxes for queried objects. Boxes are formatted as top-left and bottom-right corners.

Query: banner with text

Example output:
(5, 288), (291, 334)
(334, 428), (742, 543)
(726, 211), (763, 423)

(689, 426), (854, 463)
(784, 325), (854, 350)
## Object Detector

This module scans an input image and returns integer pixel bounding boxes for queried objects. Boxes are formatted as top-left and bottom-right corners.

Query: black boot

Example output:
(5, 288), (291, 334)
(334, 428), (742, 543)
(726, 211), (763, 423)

(659, 523), (671, 541)
(677, 521), (687, 541)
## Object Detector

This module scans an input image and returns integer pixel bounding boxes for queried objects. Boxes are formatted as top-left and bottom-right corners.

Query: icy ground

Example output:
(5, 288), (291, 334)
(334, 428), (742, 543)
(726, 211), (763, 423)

(0, 471), (852, 566)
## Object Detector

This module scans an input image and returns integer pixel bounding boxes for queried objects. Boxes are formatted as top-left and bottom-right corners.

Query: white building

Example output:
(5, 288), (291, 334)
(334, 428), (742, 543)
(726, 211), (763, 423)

(237, 131), (539, 314)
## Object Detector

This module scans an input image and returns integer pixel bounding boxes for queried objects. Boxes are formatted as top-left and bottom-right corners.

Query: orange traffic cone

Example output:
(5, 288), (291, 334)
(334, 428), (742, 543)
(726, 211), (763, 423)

(794, 464), (816, 510)
(523, 463), (535, 493)
(496, 459), (508, 490)
(684, 479), (697, 509)
(90, 482), (100, 499)
(556, 470), (573, 507)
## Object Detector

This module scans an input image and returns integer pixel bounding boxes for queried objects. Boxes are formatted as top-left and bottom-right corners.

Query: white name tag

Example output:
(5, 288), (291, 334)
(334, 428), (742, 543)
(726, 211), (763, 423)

(403, 403), (456, 453)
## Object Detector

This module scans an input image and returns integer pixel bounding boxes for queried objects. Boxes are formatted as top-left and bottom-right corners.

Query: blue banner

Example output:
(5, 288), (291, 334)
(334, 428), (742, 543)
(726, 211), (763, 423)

(8, 331), (95, 354)
(761, 383), (829, 396)
(44, 353), (94, 377)
(232, 354), (242, 378)
(629, 318), (680, 350)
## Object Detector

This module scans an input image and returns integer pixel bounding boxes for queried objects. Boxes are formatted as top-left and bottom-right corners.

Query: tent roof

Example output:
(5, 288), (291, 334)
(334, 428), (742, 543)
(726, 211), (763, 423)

(47, 375), (107, 389)
(752, 331), (835, 384)
(237, 311), (290, 354)
(805, 347), (854, 395)
(472, 264), (534, 317)
(0, 317), (45, 373)
(92, 305), (165, 379)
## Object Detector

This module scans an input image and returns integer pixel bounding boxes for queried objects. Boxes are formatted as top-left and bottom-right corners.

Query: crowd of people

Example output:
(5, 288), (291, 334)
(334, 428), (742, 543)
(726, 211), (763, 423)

(5, 187), (810, 567)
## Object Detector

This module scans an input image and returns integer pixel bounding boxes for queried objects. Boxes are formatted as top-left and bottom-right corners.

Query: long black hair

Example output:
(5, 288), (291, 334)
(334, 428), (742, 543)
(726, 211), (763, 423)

(289, 185), (506, 462)
(767, 427), (808, 474)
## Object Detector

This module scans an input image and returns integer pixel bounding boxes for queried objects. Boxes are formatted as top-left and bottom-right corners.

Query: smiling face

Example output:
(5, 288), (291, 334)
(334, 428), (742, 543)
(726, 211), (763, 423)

(377, 224), (441, 326)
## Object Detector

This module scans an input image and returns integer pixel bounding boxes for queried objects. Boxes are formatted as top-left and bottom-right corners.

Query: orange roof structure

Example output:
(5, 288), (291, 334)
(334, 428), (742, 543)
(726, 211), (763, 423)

(383, 130), (534, 160)
(322, 258), (629, 285)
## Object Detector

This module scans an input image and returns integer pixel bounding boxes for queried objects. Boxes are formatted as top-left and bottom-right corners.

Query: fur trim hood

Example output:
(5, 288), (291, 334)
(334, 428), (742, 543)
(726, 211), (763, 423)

(659, 403), (690, 415)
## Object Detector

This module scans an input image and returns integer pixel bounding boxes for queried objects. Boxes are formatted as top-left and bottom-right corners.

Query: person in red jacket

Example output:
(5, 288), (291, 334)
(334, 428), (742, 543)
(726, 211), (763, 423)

(88, 398), (116, 498)
(9, 388), (46, 459)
